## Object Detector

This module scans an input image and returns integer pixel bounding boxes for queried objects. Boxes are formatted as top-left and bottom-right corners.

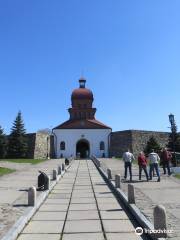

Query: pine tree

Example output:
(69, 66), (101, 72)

(0, 126), (6, 159)
(144, 136), (161, 155)
(167, 124), (180, 152)
(7, 111), (27, 158)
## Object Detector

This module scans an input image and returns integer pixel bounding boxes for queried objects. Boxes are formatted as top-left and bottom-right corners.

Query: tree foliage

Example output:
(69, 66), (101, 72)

(0, 126), (6, 158)
(7, 111), (27, 158)
(167, 124), (180, 152)
(144, 136), (161, 155)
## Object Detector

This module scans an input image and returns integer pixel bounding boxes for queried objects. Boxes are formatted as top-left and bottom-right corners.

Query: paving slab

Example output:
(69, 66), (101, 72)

(106, 233), (142, 240)
(22, 221), (64, 234)
(64, 220), (102, 233)
(72, 192), (94, 198)
(96, 198), (118, 204)
(48, 193), (71, 199)
(71, 197), (96, 204)
(32, 211), (66, 221)
(62, 233), (105, 240)
(100, 210), (130, 220)
(69, 203), (97, 211)
(51, 189), (72, 193)
(17, 234), (60, 240)
(72, 189), (93, 193)
(95, 192), (114, 198)
(67, 210), (99, 220)
(44, 198), (70, 204)
(97, 203), (122, 211)
(39, 204), (68, 211)
(102, 219), (136, 233)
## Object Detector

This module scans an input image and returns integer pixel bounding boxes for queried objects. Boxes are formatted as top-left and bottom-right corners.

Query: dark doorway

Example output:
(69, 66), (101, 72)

(76, 139), (90, 159)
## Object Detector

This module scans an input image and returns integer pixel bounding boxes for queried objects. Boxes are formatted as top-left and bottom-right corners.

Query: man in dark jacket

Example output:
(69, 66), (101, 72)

(161, 148), (172, 176)
(138, 152), (149, 181)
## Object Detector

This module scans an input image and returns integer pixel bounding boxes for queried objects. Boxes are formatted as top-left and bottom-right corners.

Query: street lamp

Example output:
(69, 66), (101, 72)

(168, 113), (176, 166)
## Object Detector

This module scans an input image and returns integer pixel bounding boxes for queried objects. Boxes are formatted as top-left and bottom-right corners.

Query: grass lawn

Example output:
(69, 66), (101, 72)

(0, 167), (16, 176)
(0, 159), (48, 165)
(174, 174), (180, 180)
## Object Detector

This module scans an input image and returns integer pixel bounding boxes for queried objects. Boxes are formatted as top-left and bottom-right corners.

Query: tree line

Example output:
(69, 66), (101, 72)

(0, 111), (27, 159)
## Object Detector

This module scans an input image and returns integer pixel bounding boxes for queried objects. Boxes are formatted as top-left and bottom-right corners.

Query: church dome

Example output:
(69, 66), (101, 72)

(72, 88), (93, 100)
(71, 78), (93, 100)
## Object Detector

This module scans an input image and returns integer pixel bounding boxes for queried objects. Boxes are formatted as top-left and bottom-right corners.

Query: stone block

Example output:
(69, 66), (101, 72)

(128, 184), (135, 204)
(153, 205), (167, 238)
(115, 174), (121, 188)
(107, 168), (112, 180)
(28, 186), (36, 206)
(53, 169), (57, 180)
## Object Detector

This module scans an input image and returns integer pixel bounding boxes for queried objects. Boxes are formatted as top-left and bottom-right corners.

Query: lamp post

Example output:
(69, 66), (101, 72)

(168, 113), (176, 166)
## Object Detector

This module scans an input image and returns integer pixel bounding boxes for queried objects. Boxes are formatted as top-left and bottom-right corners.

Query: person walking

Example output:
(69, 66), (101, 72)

(161, 148), (172, 176)
(148, 149), (161, 182)
(138, 151), (149, 181)
(122, 149), (135, 182)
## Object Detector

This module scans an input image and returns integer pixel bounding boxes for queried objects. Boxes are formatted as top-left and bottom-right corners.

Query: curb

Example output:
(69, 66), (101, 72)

(1, 160), (74, 240)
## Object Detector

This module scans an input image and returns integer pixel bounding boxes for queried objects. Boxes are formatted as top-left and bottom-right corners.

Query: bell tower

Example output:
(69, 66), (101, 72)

(68, 78), (96, 120)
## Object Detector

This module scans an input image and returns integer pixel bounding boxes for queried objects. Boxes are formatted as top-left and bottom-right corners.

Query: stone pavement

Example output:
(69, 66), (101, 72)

(0, 159), (65, 239)
(17, 160), (144, 240)
(100, 158), (180, 240)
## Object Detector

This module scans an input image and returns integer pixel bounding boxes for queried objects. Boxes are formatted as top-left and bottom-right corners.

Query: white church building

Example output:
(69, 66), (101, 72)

(52, 78), (112, 158)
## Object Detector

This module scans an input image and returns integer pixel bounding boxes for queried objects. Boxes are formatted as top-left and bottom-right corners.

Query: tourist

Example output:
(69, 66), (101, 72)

(138, 151), (149, 181)
(122, 149), (135, 182)
(160, 148), (172, 176)
(148, 149), (161, 182)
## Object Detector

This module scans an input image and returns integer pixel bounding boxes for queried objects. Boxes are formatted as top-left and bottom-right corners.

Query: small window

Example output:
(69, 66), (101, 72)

(60, 141), (65, 150)
(100, 141), (105, 151)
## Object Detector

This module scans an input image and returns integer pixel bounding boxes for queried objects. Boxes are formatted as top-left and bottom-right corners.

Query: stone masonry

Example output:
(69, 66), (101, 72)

(26, 129), (169, 159)
(110, 130), (169, 157)
(26, 132), (54, 159)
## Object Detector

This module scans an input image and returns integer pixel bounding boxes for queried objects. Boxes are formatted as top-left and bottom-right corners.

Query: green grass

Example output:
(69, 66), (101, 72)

(174, 174), (180, 180)
(0, 159), (48, 165)
(0, 167), (16, 176)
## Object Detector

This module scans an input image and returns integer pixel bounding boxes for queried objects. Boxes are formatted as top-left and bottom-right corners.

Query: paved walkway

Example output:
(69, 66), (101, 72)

(100, 158), (180, 240)
(0, 159), (64, 239)
(17, 160), (144, 240)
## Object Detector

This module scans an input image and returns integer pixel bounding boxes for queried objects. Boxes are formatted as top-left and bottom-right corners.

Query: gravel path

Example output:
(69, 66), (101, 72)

(0, 159), (64, 239)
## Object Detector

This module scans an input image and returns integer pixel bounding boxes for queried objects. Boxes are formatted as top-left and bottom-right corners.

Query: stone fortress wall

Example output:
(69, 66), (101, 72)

(26, 130), (169, 159)
(26, 132), (54, 159)
(110, 130), (169, 158)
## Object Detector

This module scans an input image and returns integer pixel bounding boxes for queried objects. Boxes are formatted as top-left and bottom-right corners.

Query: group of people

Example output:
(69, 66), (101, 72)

(122, 148), (172, 182)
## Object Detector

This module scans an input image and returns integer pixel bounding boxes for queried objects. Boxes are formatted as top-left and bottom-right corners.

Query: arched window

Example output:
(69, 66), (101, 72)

(60, 141), (65, 150)
(100, 141), (105, 151)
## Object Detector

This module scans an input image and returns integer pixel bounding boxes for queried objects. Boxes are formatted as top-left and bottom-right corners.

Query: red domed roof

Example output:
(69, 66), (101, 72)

(71, 88), (93, 100)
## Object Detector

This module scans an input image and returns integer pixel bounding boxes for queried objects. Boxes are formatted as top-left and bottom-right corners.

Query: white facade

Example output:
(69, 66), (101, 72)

(53, 128), (111, 158)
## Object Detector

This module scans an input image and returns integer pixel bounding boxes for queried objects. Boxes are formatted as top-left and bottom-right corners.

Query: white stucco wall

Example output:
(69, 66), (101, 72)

(52, 129), (111, 158)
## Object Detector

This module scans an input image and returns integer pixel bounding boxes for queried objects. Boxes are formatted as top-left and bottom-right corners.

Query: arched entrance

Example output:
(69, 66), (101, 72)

(76, 139), (90, 159)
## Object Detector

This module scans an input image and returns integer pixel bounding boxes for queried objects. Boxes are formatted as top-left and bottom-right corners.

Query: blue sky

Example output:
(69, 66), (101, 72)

(0, 0), (180, 134)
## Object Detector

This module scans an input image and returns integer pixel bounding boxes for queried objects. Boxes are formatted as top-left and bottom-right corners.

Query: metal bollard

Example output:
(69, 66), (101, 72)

(28, 186), (36, 206)
(107, 168), (112, 180)
(153, 205), (167, 238)
(115, 174), (121, 188)
(128, 184), (135, 204)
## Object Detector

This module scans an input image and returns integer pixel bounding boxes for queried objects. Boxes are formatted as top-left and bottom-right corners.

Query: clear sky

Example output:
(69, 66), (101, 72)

(0, 0), (180, 134)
